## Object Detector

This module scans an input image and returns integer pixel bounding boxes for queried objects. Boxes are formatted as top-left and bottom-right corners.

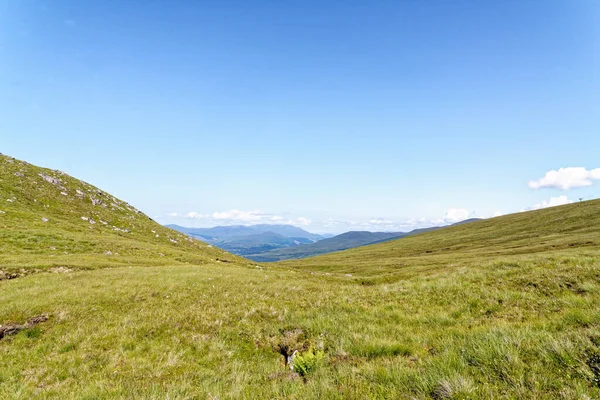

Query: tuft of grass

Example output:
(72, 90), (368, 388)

(24, 326), (42, 339)
(351, 342), (413, 359)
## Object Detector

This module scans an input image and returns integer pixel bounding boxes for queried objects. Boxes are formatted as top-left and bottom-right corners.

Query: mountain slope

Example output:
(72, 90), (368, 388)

(167, 224), (323, 241)
(0, 153), (242, 272)
(247, 230), (408, 261)
(214, 231), (314, 256)
(167, 223), (324, 256)
(282, 199), (600, 281)
(247, 226), (451, 262)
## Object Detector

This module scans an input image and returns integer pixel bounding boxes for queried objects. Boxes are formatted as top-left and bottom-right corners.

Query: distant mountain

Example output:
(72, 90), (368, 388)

(244, 223), (475, 262)
(166, 224), (322, 241)
(166, 224), (325, 256)
(214, 231), (317, 256)
(452, 218), (482, 226)
(167, 220), (482, 260)
(252, 224), (323, 241)
(244, 230), (411, 262)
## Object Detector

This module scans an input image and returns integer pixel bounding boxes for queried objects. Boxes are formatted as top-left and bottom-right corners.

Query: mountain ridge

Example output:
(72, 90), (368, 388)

(0, 153), (243, 272)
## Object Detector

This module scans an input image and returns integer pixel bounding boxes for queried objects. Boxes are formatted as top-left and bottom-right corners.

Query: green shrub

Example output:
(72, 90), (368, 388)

(292, 349), (325, 377)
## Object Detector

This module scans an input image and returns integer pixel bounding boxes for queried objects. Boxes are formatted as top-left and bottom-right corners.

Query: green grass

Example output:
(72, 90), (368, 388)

(2, 257), (600, 398)
(279, 198), (600, 282)
(0, 153), (244, 273)
(2, 154), (600, 398)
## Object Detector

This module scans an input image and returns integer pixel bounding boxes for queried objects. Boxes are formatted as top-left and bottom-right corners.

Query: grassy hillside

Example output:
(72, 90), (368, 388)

(2, 154), (600, 398)
(280, 199), (600, 282)
(0, 153), (242, 274)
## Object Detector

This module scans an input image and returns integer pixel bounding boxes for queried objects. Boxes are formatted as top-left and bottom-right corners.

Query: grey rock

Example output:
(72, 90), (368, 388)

(38, 173), (60, 185)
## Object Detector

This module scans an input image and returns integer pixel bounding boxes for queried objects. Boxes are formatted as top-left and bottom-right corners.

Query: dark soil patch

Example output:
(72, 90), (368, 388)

(275, 328), (309, 366)
(0, 314), (49, 340)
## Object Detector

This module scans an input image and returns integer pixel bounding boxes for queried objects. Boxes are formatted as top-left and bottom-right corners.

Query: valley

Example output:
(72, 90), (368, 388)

(2, 154), (600, 398)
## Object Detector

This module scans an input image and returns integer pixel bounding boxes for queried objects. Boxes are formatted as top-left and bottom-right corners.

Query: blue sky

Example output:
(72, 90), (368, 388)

(1, 1), (599, 233)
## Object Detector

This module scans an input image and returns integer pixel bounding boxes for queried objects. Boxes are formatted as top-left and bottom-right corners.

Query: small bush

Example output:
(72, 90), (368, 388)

(25, 326), (42, 339)
(292, 349), (325, 377)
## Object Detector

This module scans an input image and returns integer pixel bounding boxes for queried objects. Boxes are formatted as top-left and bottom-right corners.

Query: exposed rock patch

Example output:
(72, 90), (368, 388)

(49, 267), (73, 274)
(38, 173), (61, 185)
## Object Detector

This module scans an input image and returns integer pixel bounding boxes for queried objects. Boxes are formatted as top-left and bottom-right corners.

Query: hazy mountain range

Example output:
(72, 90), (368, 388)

(167, 222), (480, 261)
(166, 224), (329, 256)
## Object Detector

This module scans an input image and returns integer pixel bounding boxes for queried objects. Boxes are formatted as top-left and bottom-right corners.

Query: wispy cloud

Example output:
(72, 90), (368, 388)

(166, 209), (312, 227)
(523, 195), (573, 211)
(212, 209), (265, 222)
(529, 167), (600, 190)
(294, 217), (312, 226)
(443, 208), (470, 223)
(368, 218), (393, 225)
(317, 208), (476, 233)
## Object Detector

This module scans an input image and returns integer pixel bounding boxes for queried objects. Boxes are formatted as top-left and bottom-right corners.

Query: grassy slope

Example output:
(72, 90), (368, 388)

(279, 199), (600, 282)
(2, 256), (600, 398)
(0, 153), (242, 272)
(2, 154), (600, 398)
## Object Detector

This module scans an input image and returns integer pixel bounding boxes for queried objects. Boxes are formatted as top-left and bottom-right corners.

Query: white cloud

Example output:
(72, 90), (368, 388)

(443, 208), (470, 223)
(211, 209), (264, 221)
(368, 218), (393, 225)
(323, 218), (343, 228)
(185, 212), (208, 219)
(294, 217), (312, 226)
(529, 167), (600, 190)
(529, 195), (573, 210)
(165, 209), (313, 227)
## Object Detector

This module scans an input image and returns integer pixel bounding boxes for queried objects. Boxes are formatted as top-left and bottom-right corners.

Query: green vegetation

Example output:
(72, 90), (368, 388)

(292, 349), (326, 377)
(280, 199), (600, 283)
(0, 153), (242, 274)
(2, 154), (600, 398)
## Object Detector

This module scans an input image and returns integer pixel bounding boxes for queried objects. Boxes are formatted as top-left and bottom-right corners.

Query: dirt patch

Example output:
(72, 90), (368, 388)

(0, 314), (49, 340)
(268, 371), (301, 381)
(275, 328), (310, 367)
(0, 268), (42, 281)
(0, 270), (19, 281)
(0, 267), (75, 281)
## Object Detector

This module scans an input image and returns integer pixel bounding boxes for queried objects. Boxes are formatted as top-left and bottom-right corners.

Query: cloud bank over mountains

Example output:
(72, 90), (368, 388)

(167, 209), (312, 226)
(165, 207), (488, 233)
(164, 167), (595, 233)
